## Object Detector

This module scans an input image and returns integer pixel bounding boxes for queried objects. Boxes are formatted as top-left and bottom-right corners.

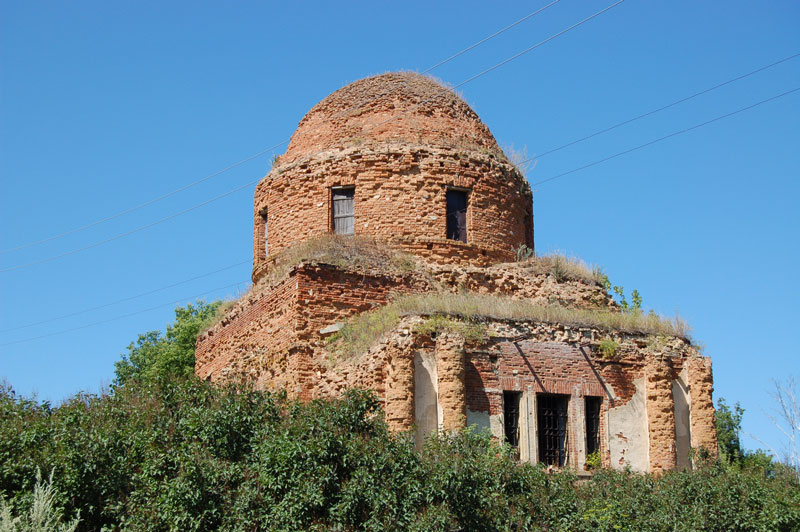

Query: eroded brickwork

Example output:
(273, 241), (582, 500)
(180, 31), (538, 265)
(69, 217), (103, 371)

(196, 71), (717, 474)
(688, 357), (718, 456)
(253, 145), (531, 282)
(251, 73), (532, 283)
(385, 339), (415, 432)
(435, 333), (467, 432)
(647, 358), (678, 474)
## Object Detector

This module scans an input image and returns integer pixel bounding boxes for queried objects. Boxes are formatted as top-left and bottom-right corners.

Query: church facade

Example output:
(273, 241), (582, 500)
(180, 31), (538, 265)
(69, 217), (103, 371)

(196, 72), (717, 474)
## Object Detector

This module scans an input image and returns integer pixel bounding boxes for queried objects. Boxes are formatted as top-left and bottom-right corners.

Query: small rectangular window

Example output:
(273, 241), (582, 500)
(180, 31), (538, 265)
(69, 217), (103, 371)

(503, 391), (522, 448)
(261, 210), (268, 257)
(537, 394), (569, 466)
(524, 209), (534, 249)
(446, 189), (468, 243)
(585, 396), (602, 456)
(332, 187), (354, 235)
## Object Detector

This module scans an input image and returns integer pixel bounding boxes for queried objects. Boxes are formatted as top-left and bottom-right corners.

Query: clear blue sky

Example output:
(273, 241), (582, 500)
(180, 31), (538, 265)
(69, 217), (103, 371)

(1, 1), (798, 456)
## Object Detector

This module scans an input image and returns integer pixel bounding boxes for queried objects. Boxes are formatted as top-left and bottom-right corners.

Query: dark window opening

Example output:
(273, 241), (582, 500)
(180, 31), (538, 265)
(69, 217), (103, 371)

(332, 187), (354, 235)
(538, 394), (569, 466)
(524, 209), (534, 249)
(503, 391), (522, 448)
(261, 210), (268, 257)
(446, 189), (468, 243)
(585, 397), (602, 456)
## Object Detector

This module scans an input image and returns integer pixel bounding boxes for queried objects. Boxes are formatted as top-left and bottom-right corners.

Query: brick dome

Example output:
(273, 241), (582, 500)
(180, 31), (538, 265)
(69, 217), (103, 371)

(252, 72), (533, 283)
(282, 72), (501, 164)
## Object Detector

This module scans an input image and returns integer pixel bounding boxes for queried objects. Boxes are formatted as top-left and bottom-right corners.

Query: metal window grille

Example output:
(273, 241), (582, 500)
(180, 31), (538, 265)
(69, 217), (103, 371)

(332, 187), (354, 235)
(503, 391), (522, 448)
(446, 189), (468, 243)
(585, 396), (602, 456)
(537, 394), (569, 466)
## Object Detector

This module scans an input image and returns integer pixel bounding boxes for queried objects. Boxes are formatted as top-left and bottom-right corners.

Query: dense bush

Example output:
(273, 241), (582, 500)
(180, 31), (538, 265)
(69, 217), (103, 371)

(2, 378), (799, 532)
(2, 303), (798, 530)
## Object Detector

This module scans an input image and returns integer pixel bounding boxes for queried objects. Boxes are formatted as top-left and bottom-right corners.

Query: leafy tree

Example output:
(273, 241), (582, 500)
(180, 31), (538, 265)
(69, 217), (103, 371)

(113, 301), (222, 386)
(716, 397), (745, 464)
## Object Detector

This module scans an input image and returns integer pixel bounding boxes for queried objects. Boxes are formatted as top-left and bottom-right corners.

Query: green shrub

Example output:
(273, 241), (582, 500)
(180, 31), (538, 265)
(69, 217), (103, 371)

(2, 380), (799, 532)
(0, 469), (79, 532)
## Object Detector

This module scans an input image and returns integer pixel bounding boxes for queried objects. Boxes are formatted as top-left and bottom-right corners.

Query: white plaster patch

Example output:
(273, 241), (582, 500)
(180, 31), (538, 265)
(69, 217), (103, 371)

(466, 409), (491, 433)
(673, 367), (692, 470)
(414, 350), (440, 449)
(608, 377), (649, 473)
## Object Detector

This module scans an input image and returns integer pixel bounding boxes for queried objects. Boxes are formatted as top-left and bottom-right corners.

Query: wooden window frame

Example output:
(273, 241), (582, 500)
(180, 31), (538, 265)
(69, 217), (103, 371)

(331, 186), (355, 236)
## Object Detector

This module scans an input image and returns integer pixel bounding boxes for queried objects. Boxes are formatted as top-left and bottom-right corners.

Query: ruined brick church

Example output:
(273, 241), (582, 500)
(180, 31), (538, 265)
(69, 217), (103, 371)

(196, 72), (717, 474)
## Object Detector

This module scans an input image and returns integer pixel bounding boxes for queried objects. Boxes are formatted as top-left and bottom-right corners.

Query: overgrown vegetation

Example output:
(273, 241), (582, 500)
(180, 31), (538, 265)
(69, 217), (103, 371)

(597, 337), (620, 359)
(414, 315), (488, 344)
(329, 292), (691, 359)
(2, 380), (798, 532)
(264, 235), (416, 286)
(1, 303), (798, 531)
(0, 470), (79, 532)
(584, 450), (601, 471)
(517, 253), (606, 284)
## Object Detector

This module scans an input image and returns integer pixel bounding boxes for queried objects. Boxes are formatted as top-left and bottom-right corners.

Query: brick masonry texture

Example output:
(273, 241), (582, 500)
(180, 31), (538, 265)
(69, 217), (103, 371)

(252, 72), (532, 282)
(435, 333), (467, 432)
(197, 258), (613, 386)
(195, 71), (717, 473)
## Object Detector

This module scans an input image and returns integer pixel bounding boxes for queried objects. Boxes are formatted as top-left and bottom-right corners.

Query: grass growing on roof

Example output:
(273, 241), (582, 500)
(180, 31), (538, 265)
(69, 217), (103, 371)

(265, 235), (415, 285)
(328, 292), (691, 360)
(515, 253), (606, 284)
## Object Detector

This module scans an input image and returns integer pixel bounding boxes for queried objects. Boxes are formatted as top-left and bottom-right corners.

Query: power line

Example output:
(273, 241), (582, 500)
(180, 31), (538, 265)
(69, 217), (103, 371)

(0, 260), (250, 333)
(0, 281), (249, 347)
(534, 52), (800, 160)
(0, 1), (622, 273)
(6, 89), (794, 347)
(528, 86), (800, 188)
(0, 3), (559, 256)
(423, 0), (561, 73)
(0, 179), (258, 273)
(366, 0), (625, 133)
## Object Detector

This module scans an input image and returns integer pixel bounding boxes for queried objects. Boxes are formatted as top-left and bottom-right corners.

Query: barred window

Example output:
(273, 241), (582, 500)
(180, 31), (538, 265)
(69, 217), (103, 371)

(538, 394), (569, 466)
(585, 396), (602, 456)
(503, 391), (522, 448)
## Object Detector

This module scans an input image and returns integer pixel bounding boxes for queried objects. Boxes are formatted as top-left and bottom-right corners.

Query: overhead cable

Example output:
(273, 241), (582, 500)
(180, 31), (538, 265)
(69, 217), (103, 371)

(0, 259), (250, 332)
(0, 281), (249, 347)
(534, 52), (800, 160)
(0, 1), (622, 273)
(528, 86), (800, 188)
(0, 2), (560, 255)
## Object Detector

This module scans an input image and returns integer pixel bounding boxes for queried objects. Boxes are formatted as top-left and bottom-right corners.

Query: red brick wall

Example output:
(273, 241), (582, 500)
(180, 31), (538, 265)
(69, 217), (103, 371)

(196, 263), (416, 384)
(195, 272), (298, 382)
(280, 73), (500, 166)
(252, 145), (532, 283)
(466, 340), (612, 467)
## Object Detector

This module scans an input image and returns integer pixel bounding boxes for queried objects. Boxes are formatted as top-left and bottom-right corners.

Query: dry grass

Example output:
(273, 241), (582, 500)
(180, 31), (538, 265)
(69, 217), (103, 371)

(264, 235), (416, 285)
(516, 253), (606, 285)
(328, 292), (691, 360)
(503, 144), (536, 177)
